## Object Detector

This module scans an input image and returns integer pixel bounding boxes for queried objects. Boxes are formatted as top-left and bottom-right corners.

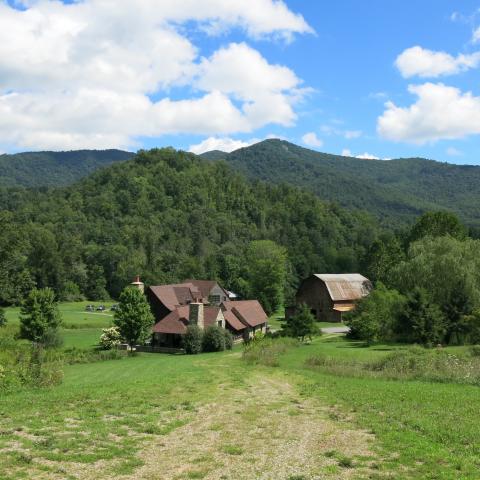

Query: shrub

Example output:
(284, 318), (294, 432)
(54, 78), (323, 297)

(469, 345), (480, 357)
(0, 308), (6, 328)
(202, 325), (226, 352)
(62, 347), (126, 364)
(306, 347), (480, 386)
(223, 329), (234, 350)
(243, 335), (298, 367)
(99, 326), (122, 350)
(41, 328), (64, 349)
(183, 325), (203, 354)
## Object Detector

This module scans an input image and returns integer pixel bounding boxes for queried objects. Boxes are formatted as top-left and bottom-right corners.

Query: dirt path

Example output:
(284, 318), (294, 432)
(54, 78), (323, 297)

(130, 373), (379, 480)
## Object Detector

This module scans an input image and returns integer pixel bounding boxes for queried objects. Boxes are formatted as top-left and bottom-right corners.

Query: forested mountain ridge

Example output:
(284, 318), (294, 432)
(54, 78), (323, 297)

(201, 139), (480, 228)
(0, 148), (379, 305)
(0, 149), (134, 187)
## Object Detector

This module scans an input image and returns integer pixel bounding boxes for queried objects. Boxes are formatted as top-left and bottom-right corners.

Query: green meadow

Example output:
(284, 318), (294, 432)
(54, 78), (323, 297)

(5, 301), (115, 349)
(1, 312), (479, 480)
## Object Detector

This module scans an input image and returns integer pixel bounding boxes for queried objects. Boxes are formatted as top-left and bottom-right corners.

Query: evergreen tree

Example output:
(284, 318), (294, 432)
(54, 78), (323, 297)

(396, 289), (446, 346)
(113, 287), (154, 350)
(284, 303), (318, 342)
(346, 283), (406, 344)
(19, 288), (62, 345)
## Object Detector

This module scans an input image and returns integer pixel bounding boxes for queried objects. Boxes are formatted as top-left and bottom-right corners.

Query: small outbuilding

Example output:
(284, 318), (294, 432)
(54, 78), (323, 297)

(291, 273), (372, 323)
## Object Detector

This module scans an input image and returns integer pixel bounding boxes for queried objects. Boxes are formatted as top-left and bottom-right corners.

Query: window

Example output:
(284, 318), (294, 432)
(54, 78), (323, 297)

(209, 295), (221, 304)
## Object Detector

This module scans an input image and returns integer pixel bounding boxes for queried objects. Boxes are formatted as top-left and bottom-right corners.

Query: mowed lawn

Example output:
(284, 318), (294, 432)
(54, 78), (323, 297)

(1, 324), (479, 478)
(5, 301), (116, 348)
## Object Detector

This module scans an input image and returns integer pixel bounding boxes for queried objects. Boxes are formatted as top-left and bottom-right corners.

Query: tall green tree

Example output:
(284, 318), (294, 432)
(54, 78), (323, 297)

(408, 211), (466, 244)
(396, 288), (446, 346)
(364, 234), (405, 285)
(114, 287), (154, 350)
(19, 288), (62, 345)
(346, 283), (406, 345)
(284, 303), (318, 342)
(243, 240), (287, 315)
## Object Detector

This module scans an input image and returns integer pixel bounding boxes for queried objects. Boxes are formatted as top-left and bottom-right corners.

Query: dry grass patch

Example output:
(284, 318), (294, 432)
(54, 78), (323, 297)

(129, 374), (380, 480)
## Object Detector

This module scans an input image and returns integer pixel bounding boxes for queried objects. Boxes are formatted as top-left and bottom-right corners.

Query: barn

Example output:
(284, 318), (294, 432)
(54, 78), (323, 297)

(292, 274), (372, 323)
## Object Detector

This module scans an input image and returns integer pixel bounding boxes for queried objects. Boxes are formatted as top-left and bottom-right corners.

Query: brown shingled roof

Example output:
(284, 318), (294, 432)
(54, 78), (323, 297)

(148, 283), (202, 311)
(152, 309), (188, 334)
(222, 300), (267, 329)
(152, 305), (222, 334)
(222, 310), (247, 331)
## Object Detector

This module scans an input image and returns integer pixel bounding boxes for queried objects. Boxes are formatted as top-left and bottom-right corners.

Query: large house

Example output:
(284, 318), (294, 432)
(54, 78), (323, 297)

(289, 273), (372, 323)
(134, 278), (268, 347)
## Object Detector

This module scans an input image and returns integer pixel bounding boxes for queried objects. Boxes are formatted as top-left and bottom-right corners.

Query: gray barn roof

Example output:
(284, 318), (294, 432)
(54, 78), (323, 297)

(313, 274), (372, 302)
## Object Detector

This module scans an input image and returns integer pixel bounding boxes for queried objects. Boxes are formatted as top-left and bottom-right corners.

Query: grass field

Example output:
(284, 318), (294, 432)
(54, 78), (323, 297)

(1, 331), (479, 479)
(5, 301), (115, 349)
(268, 308), (344, 331)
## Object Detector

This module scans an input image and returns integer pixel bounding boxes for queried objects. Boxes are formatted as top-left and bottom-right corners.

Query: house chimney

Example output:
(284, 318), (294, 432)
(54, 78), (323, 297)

(130, 275), (145, 294)
(189, 302), (204, 329)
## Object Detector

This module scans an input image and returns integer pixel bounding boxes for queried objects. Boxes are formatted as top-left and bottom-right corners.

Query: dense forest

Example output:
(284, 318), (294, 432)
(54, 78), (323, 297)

(0, 148), (379, 305)
(0, 149), (134, 187)
(201, 139), (480, 229)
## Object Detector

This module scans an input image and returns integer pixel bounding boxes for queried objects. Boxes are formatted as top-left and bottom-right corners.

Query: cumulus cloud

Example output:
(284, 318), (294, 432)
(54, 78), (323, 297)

(446, 147), (463, 156)
(395, 46), (480, 78)
(0, 0), (312, 150)
(188, 136), (259, 154)
(341, 149), (388, 160)
(377, 83), (480, 144)
(473, 26), (480, 44)
(320, 124), (362, 139)
(302, 132), (323, 148)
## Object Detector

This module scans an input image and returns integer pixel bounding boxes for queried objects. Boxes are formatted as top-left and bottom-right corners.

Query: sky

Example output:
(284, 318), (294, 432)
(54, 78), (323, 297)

(2, 0), (480, 164)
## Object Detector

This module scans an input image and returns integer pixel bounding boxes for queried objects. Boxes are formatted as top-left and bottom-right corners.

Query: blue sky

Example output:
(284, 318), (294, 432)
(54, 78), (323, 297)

(2, 0), (480, 164)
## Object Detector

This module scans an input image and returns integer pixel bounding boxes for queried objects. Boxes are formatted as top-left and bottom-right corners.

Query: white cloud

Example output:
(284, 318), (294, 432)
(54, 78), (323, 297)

(320, 124), (362, 139)
(378, 83), (480, 144)
(302, 132), (323, 148)
(356, 152), (380, 160)
(0, 1), (312, 151)
(188, 136), (259, 154)
(446, 147), (463, 156)
(473, 26), (480, 44)
(344, 130), (362, 139)
(341, 149), (388, 160)
(395, 46), (480, 78)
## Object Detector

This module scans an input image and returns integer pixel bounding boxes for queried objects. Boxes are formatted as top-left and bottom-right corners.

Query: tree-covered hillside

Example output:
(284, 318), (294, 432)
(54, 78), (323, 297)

(201, 139), (480, 228)
(0, 149), (134, 187)
(0, 148), (378, 305)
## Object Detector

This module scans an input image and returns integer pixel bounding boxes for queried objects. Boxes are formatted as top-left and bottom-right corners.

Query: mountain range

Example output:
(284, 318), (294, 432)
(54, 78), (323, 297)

(0, 149), (134, 188)
(2, 140), (480, 228)
(201, 140), (480, 228)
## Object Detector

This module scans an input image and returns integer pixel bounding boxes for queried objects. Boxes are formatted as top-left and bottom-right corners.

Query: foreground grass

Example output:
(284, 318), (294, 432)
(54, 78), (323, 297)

(278, 336), (480, 479)
(1, 335), (479, 479)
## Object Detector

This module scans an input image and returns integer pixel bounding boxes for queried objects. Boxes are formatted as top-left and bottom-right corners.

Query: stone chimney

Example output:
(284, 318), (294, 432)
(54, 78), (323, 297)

(130, 275), (145, 294)
(189, 302), (204, 329)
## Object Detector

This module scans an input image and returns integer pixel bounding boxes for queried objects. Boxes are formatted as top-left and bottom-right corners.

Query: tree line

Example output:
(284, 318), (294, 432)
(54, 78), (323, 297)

(0, 147), (377, 312)
(348, 211), (480, 346)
